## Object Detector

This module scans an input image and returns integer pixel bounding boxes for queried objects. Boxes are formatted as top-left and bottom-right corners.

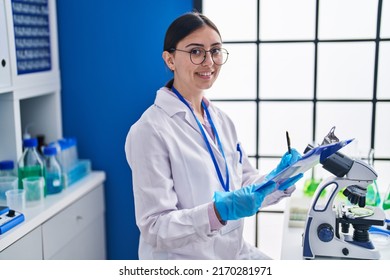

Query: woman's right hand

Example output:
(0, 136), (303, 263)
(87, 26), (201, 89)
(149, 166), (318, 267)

(213, 181), (276, 222)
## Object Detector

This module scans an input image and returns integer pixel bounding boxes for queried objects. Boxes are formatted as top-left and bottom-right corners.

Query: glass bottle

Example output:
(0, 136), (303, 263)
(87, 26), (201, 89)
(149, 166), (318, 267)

(366, 181), (381, 206)
(365, 149), (381, 206)
(383, 184), (390, 230)
(18, 138), (45, 190)
(383, 184), (390, 211)
(303, 177), (322, 197)
(0, 160), (16, 177)
(303, 168), (324, 197)
(0, 160), (18, 201)
(43, 145), (63, 195)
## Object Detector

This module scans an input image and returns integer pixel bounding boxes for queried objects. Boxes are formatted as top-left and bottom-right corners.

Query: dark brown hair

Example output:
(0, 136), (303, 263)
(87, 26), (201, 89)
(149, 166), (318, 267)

(163, 12), (221, 52)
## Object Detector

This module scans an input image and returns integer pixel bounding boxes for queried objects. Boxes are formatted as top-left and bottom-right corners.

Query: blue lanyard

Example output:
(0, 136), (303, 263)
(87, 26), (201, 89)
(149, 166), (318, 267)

(171, 86), (230, 192)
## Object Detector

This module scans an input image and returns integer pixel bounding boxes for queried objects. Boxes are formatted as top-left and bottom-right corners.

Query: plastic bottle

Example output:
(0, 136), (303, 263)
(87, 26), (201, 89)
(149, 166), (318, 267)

(0, 160), (16, 177)
(58, 139), (70, 171)
(67, 137), (78, 168)
(55, 137), (78, 172)
(43, 145), (63, 195)
(18, 138), (45, 190)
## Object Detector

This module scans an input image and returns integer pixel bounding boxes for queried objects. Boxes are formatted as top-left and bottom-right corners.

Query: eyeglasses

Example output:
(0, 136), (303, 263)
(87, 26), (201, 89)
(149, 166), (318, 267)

(170, 47), (229, 65)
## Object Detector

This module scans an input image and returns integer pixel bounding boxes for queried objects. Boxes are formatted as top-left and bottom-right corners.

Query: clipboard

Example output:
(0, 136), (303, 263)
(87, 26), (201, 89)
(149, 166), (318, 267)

(255, 138), (354, 191)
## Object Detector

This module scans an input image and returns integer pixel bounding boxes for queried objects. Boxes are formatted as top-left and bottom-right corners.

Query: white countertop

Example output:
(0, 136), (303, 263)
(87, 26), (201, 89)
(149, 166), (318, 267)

(0, 171), (106, 251)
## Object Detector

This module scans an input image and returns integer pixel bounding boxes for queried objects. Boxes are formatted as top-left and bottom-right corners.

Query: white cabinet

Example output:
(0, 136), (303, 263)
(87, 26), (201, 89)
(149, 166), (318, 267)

(0, 0), (11, 89)
(0, 0), (62, 162)
(42, 182), (105, 259)
(0, 172), (106, 260)
(45, 216), (106, 260)
(0, 226), (43, 260)
(0, 0), (106, 260)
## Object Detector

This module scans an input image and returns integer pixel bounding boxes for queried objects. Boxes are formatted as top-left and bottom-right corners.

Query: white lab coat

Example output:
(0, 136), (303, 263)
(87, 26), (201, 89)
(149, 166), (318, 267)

(125, 87), (293, 259)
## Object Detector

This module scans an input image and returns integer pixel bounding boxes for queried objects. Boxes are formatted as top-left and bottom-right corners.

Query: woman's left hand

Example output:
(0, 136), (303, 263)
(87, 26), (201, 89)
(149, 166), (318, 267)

(265, 148), (303, 191)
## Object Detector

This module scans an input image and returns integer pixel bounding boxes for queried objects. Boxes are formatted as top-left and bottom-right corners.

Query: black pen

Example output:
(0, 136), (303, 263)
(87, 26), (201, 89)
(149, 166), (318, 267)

(286, 131), (291, 154)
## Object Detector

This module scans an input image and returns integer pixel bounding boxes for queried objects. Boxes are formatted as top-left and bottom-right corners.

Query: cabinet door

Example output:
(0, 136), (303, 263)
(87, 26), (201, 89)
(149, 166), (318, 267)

(0, 226), (43, 260)
(0, 0), (11, 89)
(46, 216), (106, 260)
(42, 184), (106, 259)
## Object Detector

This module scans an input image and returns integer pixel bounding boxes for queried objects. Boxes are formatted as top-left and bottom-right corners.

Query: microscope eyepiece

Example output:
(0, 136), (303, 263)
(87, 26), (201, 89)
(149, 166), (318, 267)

(303, 144), (354, 177)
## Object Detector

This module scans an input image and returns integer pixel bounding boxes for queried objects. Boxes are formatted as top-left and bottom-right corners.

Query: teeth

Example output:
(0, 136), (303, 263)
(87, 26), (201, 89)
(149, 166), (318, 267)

(198, 72), (211, 76)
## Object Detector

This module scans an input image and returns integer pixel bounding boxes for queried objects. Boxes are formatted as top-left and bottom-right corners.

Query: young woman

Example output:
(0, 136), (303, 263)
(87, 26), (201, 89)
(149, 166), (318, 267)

(125, 12), (302, 260)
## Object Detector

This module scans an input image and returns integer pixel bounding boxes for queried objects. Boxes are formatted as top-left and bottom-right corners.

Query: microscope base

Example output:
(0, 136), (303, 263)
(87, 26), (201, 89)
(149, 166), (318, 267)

(303, 216), (381, 260)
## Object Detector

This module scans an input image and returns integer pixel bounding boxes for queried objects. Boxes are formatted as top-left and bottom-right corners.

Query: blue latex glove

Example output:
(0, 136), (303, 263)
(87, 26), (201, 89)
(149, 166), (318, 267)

(214, 180), (276, 221)
(266, 148), (303, 191)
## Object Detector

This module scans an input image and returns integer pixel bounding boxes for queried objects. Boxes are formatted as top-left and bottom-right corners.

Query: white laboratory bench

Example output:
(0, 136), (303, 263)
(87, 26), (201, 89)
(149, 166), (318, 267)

(0, 171), (106, 259)
(280, 195), (390, 260)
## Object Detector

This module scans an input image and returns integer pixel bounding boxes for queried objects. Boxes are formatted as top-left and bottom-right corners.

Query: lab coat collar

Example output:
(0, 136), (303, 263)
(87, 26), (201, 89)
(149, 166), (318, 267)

(155, 87), (223, 145)
(156, 87), (211, 115)
(155, 87), (219, 126)
(156, 87), (189, 117)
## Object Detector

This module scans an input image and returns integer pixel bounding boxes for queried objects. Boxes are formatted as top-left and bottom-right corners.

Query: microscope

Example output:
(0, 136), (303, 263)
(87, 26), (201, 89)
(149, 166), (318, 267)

(302, 128), (386, 259)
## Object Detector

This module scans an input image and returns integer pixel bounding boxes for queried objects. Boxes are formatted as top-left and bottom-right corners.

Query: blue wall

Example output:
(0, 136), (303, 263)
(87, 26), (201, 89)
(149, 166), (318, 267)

(56, 0), (193, 259)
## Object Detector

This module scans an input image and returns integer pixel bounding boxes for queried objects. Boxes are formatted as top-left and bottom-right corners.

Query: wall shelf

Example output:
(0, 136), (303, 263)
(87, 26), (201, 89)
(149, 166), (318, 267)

(0, 0), (61, 162)
(0, 0), (106, 259)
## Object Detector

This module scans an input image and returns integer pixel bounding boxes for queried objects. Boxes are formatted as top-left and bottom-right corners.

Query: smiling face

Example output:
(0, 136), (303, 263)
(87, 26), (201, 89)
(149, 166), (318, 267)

(163, 25), (223, 98)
